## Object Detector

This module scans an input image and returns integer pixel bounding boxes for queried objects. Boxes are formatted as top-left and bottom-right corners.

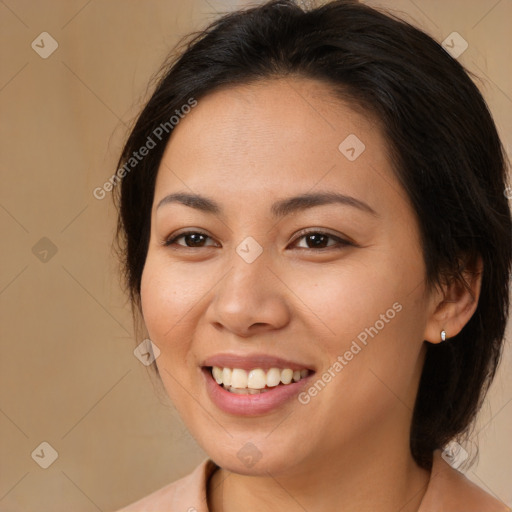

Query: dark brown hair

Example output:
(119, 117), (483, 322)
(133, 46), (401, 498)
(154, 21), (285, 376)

(114, 0), (512, 469)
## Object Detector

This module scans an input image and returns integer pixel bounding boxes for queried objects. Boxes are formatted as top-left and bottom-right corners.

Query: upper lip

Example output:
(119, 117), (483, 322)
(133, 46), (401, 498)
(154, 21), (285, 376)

(201, 353), (315, 372)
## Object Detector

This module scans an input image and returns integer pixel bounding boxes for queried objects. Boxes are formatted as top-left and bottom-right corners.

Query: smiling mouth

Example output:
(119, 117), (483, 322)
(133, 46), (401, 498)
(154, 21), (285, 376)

(208, 366), (312, 394)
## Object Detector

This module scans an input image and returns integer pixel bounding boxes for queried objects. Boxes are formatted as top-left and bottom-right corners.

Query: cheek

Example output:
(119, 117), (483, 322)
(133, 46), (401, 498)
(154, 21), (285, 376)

(140, 256), (210, 356)
(140, 256), (212, 408)
(287, 259), (407, 348)
(291, 251), (427, 395)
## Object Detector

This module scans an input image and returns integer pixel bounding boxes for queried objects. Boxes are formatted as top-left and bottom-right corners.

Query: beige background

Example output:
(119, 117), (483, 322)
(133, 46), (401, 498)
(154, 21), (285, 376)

(0, 0), (510, 510)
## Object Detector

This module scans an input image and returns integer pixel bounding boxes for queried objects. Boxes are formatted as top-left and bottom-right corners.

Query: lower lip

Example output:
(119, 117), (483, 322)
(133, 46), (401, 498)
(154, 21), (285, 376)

(202, 368), (313, 416)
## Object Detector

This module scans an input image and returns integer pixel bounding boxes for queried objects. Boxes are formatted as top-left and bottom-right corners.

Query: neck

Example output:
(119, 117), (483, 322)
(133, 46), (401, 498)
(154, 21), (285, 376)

(207, 426), (430, 512)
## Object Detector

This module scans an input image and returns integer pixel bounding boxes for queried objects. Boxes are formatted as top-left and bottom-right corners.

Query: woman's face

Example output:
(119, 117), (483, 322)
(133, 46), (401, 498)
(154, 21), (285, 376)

(141, 78), (439, 476)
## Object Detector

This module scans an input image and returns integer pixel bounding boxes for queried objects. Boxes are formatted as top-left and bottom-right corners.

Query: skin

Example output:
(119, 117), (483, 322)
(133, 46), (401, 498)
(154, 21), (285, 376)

(140, 78), (482, 512)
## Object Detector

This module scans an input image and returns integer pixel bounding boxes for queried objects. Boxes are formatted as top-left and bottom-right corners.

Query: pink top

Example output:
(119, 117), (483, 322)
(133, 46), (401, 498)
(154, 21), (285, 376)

(116, 450), (510, 511)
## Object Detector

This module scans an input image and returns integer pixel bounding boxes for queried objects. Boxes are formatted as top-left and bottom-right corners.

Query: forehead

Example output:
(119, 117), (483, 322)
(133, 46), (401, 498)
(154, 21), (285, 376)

(154, 78), (402, 216)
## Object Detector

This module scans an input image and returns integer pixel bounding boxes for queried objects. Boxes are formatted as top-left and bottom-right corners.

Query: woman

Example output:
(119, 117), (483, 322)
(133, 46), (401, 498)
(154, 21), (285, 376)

(113, 0), (512, 510)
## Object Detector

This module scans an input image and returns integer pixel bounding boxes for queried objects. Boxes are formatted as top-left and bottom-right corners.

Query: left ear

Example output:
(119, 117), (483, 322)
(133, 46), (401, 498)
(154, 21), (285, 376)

(423, 255), (483, 344)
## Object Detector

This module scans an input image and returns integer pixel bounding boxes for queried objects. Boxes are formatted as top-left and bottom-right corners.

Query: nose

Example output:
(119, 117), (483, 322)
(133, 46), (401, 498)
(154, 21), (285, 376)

(206, 245), (291, 338)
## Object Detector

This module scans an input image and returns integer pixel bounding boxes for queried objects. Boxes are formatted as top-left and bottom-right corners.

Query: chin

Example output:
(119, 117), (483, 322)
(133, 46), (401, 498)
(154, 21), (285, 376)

(198, 434), (308, 477)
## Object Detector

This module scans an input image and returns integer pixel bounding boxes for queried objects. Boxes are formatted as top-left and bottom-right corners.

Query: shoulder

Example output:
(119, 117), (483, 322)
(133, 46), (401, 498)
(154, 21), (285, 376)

(419, 450), (511, 512)
(113, 458), (218, 512)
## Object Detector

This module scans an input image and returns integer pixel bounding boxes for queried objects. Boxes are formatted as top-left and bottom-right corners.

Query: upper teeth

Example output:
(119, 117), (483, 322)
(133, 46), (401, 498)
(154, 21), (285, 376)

(211, 366), (309, 389)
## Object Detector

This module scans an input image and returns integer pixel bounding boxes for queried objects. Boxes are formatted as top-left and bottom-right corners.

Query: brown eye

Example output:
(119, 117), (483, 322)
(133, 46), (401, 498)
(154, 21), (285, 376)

(164, 231), (217, 248)
(292, 230), (352, 250)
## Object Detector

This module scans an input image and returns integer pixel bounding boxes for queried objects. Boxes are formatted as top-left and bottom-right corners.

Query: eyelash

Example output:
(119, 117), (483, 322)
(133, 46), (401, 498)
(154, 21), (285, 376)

(162, 229), (354, 251)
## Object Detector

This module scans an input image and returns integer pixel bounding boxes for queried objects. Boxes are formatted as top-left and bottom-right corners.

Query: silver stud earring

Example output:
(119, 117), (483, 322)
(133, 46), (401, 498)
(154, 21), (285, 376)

(441, 330), (446, 342)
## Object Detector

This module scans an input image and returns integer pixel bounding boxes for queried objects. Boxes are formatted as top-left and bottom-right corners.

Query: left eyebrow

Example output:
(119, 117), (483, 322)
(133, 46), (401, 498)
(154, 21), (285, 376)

(270, 191), (379, 218)
(156, 190), (379, 218)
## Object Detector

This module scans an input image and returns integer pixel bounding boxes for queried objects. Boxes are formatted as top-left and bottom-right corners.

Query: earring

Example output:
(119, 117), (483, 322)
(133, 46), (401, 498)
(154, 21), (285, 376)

(441, 330), (446, 342)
